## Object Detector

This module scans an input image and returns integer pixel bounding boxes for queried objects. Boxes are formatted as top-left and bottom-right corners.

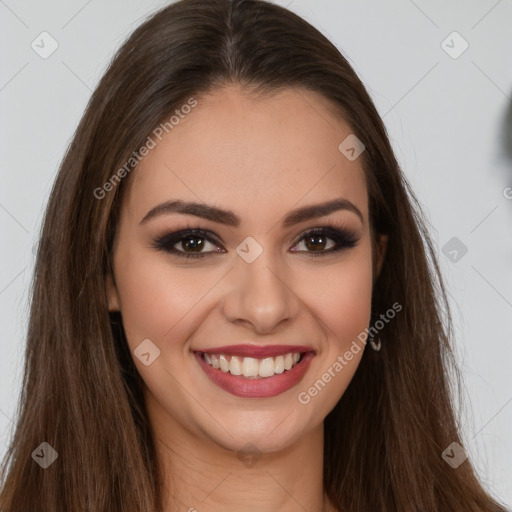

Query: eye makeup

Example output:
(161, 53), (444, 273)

(150, 219), (360, 259)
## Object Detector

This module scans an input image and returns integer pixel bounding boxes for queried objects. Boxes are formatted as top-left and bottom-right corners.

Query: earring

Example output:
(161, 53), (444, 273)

(368, 307), (382, 351)
(369, 337), (382, 351)
(109, 310), (122, 325)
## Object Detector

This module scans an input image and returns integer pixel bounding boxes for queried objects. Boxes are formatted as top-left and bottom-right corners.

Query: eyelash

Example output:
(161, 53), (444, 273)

(151, 221), (360, 259)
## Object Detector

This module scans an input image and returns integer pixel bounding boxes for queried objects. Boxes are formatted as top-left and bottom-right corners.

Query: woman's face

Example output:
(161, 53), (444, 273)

(107, 84), (386, 454)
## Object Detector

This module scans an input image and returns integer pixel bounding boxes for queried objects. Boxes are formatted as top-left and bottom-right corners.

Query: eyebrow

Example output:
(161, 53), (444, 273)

(140, 197), (364, 227)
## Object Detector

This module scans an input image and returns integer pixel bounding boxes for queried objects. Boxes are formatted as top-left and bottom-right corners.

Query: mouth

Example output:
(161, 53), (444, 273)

(193, 346), (316, 398)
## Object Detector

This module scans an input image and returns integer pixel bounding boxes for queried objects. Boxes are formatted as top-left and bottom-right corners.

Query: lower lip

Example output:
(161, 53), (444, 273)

(194, 351), (315, 398)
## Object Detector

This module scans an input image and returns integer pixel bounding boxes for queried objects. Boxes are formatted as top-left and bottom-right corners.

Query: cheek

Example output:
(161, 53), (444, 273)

(292, 244), (374, 418)
(114, 235), (374, 346)
(299, 244), (374, 348)
(112, 246), (216, 347)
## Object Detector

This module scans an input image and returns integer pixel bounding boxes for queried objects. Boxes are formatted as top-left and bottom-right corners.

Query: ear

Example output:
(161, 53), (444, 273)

(106, 273), (121, 312)
(374, 234), (388, 280)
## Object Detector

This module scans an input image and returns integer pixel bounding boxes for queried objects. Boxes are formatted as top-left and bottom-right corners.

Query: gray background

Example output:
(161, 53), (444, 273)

(1, 0), (511, 506)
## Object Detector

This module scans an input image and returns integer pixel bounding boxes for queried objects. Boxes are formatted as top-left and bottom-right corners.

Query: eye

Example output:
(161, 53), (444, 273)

(152, 228), (224, 259)
(291, 227), (359, 257)
(151, 224), (360, 259)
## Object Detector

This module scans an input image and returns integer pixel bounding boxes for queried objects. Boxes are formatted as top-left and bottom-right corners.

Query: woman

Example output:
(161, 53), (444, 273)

(0, 0), (507, 510)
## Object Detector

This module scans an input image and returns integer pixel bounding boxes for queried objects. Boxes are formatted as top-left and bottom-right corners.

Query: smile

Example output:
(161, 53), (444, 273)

(193, 348), (316, 398)
(203, 351), (302, 378)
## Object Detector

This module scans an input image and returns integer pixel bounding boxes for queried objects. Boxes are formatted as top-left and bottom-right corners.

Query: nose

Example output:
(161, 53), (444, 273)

(222, 244), (300, 334)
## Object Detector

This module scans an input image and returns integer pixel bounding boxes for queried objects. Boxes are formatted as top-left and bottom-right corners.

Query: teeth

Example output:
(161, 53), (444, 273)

(242, 357), (259, 377)
(211, 354), (220, 369)
(202, 352), (303, 378)
(258, 357), (275, 377)
(229, 356), (242, 375)
(219, 354), (229, 373)
(274, 355), (284, 374)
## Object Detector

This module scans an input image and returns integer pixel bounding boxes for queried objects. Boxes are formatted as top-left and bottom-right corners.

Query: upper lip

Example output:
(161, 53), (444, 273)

(194, 344), (315, 358)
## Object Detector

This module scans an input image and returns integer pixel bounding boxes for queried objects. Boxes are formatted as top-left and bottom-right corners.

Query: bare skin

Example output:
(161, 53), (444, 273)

(107, 84), (387, 512)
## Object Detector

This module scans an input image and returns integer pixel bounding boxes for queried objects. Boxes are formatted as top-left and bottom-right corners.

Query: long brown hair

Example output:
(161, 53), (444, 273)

(0, 0), (507, 510)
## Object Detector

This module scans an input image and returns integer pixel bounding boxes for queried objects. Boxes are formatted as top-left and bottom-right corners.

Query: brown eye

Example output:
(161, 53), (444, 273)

(291, 227), (359, 257)
(152, 229), (225, 258)
(297, 232), (334, 252)
(152, 226), (359, 260)
(178, 235), (206, 253)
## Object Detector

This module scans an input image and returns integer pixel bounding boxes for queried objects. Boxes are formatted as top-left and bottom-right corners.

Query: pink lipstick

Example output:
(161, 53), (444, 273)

(193, 345), (315, 398)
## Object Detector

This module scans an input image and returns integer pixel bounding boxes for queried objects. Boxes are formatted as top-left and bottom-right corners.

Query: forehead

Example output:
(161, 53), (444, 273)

(124, 84), (368, 227)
